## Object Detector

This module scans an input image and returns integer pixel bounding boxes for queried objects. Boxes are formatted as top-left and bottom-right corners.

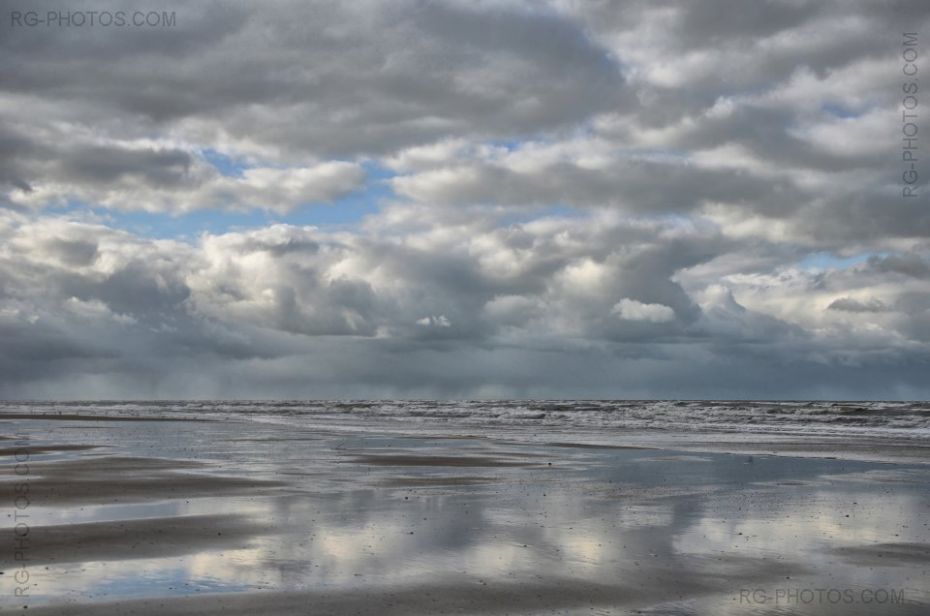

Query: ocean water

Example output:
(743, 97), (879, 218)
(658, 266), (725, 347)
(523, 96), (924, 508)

(4, 399), (930, 440)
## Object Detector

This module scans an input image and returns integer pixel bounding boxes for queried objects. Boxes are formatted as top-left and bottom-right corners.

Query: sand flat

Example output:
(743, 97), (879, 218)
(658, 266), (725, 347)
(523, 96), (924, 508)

(0, 455), (288, 504)
(20, 571), (793, 616)
(0, 412), (211, 422)
(0, 514), (267, 567)
(830, 542), (930, 566)
(3, 412), (929, 615)
(0, 444), (98, 456)
(346, 454), (532, 467)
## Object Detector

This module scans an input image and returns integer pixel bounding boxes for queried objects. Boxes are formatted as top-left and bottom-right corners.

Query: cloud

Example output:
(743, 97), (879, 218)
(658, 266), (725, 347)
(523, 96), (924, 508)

(2, 125), (365, 213)
(0, 0), (628, 158)
(868, 254), (930, 280)
(828, 297), (887, 313)
(417, 315), (452, 328)
(0, 209), (928, 398)
(1, 0), (929, 397)
(612, 299), (675, 323)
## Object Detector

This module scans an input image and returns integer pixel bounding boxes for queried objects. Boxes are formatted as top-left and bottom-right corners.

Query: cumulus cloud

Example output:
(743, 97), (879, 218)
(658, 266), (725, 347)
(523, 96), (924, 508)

(0, 0), (628, 174)
(7, 146), (365, 214)
(0, 209), (928, 398)
(612, 299), (676, 323)
(1, 0), (929, 397)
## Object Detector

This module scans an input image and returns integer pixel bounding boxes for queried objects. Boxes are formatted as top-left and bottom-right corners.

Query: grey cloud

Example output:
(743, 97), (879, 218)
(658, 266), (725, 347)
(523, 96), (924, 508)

(61, 145), (195, 187)
(869, 254), (930, 280)
(892, 292), (930, 316)
(1, 0), (631, 212)
(577, 0), (929, 93)
(1, 211), (928, 398)
(38, 237), (99, 267)
(392, 156), (810, 214)
(673, 105), (888, 174)
(796, 187), (930, 245)
(828, 297), (887, 313)
(1, 0), (928, 398)
(1, 121), (367, 212)
(0, 0), (629, 161)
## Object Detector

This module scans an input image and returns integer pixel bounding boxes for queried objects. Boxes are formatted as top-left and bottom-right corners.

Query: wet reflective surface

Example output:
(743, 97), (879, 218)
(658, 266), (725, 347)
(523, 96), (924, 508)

(2, 411), (930, 614)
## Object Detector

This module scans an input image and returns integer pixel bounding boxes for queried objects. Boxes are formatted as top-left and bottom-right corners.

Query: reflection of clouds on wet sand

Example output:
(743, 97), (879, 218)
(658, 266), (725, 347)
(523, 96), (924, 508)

(3, 416), (929, 614)
(676, 485), (929, 556)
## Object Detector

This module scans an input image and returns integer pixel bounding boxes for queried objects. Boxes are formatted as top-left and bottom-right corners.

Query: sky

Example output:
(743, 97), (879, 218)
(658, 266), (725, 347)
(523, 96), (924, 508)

(0, 0), (928, 399)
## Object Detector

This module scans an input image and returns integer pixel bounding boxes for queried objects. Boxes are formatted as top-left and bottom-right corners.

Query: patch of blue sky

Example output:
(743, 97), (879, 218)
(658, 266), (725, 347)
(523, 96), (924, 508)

(106, 208), (277, 240)
(50, 162), (398, 240)
(484, 138), (523, 151)
(798, 251), (886, 271)
(282, 161), (395, 229)
(200, 148), (248, 177)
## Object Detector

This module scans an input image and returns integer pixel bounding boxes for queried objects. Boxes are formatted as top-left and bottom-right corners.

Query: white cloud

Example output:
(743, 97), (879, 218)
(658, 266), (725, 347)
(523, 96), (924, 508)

(417, 315), (452, 328)
(611, 299), (675, 323)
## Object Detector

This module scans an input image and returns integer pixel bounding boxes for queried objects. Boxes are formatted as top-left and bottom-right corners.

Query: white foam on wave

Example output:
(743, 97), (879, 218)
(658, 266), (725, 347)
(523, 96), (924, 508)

(4, 400), (930, 441)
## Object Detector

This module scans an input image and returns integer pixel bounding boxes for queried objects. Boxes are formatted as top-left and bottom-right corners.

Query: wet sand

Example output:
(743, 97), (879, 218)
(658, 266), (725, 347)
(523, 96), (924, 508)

(2, 412), (929, 614)
(0, 514), (267, 567)
(16, 571), (802, 616)
(660, 436), (930, 465)
(0, 413), (212, 422)
(347, 454), (534, 467)
(0, 444), (97, 456)
(0, 456), (287, 505)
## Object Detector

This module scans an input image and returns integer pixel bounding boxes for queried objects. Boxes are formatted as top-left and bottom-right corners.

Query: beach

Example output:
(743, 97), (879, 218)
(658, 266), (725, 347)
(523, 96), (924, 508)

(2, 401), (929, 615)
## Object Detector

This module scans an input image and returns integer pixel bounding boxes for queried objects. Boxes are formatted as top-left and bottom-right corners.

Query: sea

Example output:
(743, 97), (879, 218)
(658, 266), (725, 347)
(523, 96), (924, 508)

(4, 399), (930, 443)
